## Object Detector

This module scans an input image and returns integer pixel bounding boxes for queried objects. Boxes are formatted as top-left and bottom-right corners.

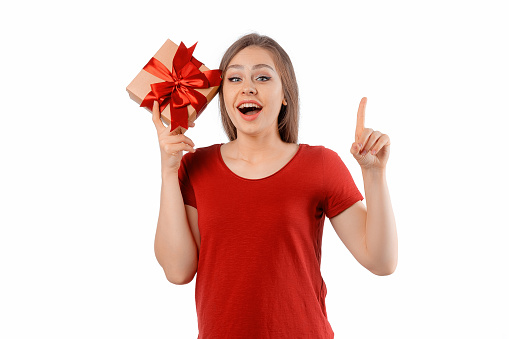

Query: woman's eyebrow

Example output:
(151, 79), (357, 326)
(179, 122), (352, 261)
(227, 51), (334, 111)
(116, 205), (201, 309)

(226, 64), (275, 72)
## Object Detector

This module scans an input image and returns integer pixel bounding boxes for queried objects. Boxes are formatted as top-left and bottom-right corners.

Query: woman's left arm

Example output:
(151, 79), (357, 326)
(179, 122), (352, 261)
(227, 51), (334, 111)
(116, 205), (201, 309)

(330, 97), (398, 276)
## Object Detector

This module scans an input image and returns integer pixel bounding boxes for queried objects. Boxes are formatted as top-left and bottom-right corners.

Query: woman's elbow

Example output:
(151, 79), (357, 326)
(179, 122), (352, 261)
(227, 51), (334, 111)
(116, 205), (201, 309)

(373, 268), (396, 276)
(165, 270), (196, 285)
(371, 261), (397, 276)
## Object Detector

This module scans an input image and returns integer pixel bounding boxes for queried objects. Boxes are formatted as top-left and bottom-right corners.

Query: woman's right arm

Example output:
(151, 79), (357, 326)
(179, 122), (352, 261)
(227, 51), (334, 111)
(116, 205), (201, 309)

(151, 101), (198, 285)
(155, 174), (198, 285)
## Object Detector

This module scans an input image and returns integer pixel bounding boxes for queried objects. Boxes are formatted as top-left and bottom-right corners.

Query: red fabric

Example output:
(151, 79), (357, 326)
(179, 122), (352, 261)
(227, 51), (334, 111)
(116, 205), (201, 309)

(178, 143), (364, 338)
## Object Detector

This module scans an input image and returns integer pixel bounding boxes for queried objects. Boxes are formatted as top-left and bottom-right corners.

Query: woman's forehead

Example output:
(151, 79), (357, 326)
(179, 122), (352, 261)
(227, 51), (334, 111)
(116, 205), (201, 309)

(227, 46), (277, 70)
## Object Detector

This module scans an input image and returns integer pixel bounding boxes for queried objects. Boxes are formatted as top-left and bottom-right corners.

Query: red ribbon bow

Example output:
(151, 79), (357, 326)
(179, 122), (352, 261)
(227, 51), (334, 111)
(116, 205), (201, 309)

(140, 42), (222, 132)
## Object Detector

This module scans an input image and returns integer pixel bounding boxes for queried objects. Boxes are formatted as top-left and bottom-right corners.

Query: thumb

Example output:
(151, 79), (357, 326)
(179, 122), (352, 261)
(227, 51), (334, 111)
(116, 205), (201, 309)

(350, 142), (361, 157)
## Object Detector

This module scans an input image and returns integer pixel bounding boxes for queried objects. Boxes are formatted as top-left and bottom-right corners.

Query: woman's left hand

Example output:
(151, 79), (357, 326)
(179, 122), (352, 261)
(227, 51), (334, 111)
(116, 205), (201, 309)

(350, 97), (391, 171)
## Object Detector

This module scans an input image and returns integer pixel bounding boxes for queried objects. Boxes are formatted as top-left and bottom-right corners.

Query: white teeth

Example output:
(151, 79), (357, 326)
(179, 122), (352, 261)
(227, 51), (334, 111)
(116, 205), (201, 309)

(238, 103), (262, 109)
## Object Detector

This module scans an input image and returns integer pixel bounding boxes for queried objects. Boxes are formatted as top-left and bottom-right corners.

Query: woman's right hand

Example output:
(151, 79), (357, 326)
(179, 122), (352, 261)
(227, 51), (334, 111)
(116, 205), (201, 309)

(152, 101), (196, 175)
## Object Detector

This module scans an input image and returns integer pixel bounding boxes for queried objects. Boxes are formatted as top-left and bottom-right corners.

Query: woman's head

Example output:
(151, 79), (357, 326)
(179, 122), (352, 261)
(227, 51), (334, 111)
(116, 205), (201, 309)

(219, 33), (299, 143)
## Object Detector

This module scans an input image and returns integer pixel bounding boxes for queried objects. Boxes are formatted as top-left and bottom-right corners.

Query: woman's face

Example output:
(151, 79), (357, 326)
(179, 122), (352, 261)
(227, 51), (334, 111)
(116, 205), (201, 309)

(222, 46), (285, 139)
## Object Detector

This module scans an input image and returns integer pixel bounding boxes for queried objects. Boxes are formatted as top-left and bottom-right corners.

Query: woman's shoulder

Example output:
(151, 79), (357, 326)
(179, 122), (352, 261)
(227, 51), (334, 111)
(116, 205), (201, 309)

(195, 143), (221, 154)
(299, 143), (339, 159)
(181, 143), (221, 166)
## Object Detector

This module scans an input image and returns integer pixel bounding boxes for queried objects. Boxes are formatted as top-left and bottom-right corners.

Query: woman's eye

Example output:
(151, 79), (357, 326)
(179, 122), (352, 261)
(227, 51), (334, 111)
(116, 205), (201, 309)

(257, 76), (271, 82)
(227, 77), (241, 82)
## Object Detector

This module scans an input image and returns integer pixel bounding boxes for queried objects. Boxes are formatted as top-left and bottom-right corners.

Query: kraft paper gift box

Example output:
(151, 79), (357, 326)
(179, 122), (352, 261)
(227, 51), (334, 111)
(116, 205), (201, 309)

(126, 39), (221, 134)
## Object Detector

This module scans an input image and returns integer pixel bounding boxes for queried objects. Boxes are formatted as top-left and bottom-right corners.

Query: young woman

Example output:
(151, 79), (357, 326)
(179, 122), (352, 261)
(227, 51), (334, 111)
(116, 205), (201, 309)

(152, 33), (397, 338)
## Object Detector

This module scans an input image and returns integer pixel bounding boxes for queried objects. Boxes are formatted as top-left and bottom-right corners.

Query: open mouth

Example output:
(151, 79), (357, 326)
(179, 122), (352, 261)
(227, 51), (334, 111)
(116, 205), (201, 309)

(237, 102), (262, 115)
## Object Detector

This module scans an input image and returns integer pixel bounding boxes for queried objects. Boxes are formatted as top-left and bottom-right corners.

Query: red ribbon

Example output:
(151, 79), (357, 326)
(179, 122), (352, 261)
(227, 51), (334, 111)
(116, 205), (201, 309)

(140, 42), (222, 132)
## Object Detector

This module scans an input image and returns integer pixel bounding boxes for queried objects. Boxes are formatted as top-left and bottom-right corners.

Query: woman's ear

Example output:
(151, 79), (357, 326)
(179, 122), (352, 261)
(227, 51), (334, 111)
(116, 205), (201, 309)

(283, 98), (288, 106)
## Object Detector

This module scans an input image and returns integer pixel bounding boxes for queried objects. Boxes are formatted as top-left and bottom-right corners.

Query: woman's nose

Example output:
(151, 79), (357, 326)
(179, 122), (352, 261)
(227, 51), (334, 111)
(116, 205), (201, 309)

(242, 79), (257, 95)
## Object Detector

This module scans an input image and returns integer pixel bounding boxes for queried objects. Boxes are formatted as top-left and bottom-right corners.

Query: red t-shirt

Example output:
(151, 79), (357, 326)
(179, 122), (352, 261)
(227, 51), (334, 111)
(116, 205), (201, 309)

(178, 143), (364, 338)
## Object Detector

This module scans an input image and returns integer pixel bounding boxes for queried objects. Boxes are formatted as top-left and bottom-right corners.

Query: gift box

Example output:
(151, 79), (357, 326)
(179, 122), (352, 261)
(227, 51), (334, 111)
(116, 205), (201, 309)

(126, 39), (222, 134)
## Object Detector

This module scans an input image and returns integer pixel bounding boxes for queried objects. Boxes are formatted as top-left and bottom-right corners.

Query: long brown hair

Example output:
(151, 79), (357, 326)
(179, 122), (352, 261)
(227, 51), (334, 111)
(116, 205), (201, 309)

(218, 33), (299, 144)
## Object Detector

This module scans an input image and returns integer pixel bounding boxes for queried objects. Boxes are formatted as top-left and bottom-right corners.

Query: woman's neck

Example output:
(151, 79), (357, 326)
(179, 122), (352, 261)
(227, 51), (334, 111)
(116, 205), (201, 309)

(227, 132), (288, 164)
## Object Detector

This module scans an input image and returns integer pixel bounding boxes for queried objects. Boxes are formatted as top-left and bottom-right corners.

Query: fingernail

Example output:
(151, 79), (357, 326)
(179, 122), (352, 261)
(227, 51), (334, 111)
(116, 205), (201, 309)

(361, 150), (367, 156)
(371, 149), (377, 155)
(358, 143), (362, 149)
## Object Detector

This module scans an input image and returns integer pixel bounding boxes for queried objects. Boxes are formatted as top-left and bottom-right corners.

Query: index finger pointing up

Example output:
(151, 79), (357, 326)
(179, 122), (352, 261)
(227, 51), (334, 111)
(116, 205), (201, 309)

(355, 97), (367, 143)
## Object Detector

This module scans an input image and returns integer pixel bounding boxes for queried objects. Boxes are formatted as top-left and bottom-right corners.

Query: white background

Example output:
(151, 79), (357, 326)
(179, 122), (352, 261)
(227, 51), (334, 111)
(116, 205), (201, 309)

(1, 0), (508, 338)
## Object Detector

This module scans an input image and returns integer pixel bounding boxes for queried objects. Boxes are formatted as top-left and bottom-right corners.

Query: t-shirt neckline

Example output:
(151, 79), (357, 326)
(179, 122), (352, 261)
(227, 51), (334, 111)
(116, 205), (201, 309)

(217, 143), (304, 181)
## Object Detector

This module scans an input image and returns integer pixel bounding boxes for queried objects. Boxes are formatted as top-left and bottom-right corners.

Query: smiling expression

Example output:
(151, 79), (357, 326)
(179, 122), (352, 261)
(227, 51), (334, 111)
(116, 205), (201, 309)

(222, 46), (285, 138)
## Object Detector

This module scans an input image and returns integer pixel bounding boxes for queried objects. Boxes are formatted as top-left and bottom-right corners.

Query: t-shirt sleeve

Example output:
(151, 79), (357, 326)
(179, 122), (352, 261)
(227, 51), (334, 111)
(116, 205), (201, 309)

(322, 147), (364, 219)
(178, 153), (197, 208)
